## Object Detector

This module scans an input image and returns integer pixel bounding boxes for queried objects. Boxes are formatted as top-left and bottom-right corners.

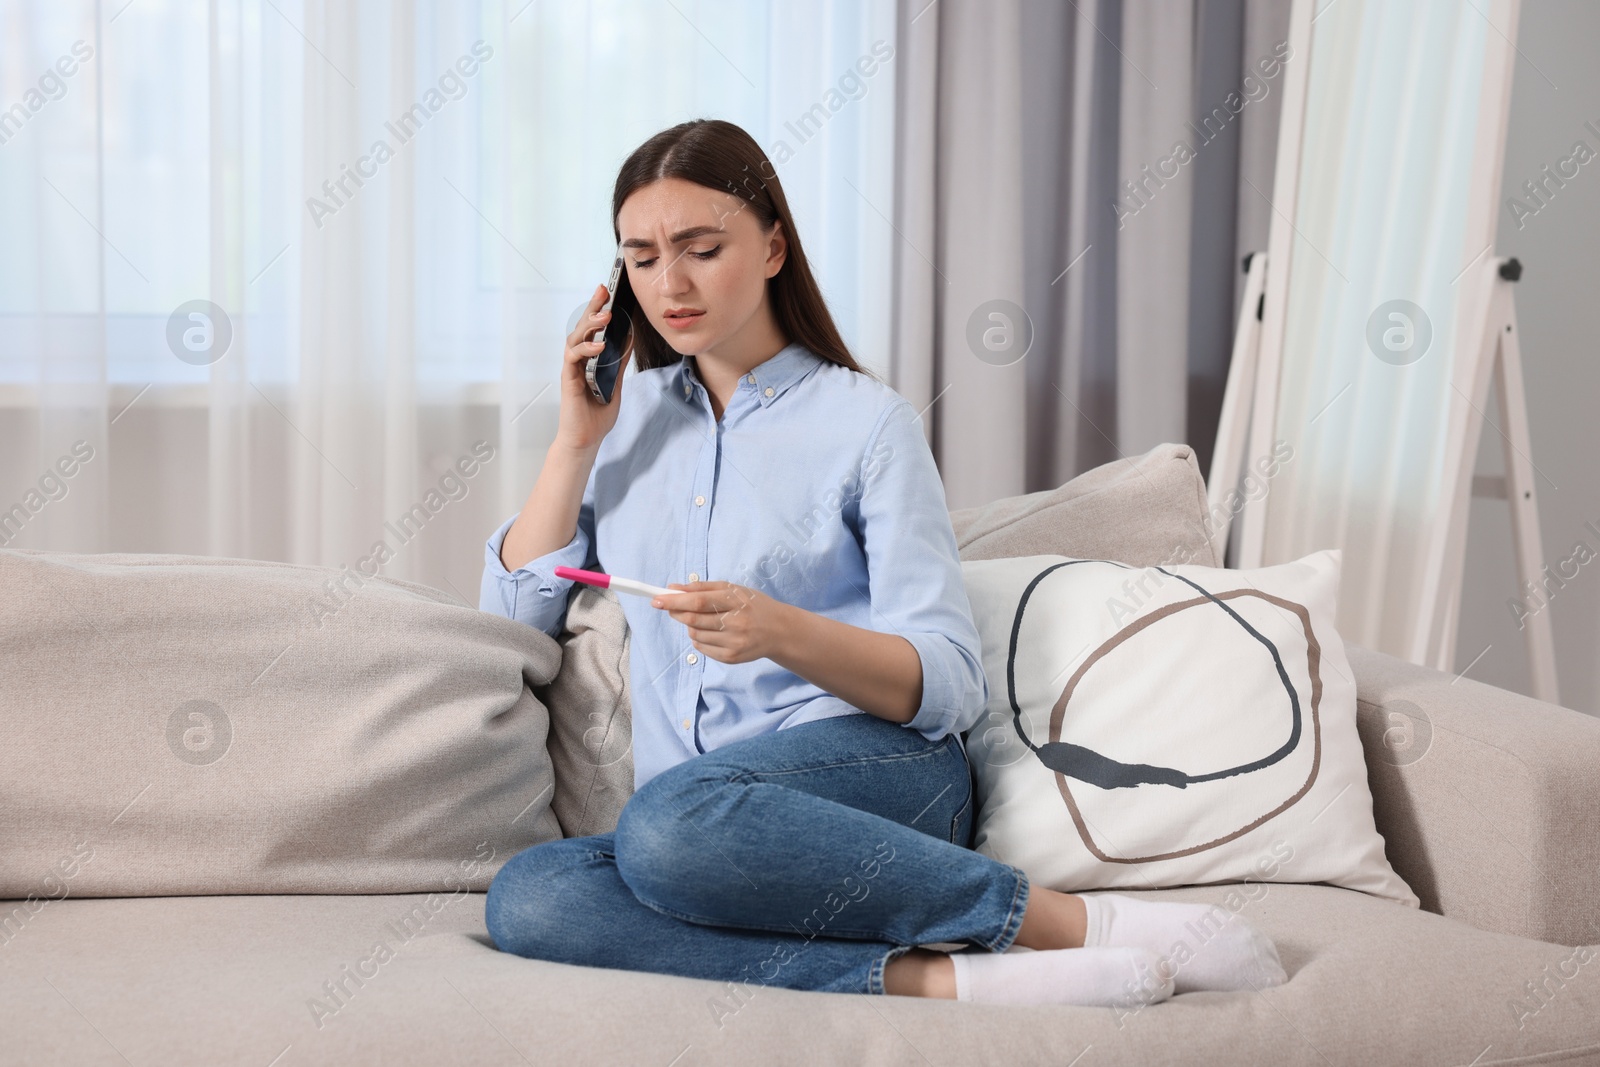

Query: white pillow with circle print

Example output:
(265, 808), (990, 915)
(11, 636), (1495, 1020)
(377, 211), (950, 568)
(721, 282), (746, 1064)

(960, 549), (1419, 907)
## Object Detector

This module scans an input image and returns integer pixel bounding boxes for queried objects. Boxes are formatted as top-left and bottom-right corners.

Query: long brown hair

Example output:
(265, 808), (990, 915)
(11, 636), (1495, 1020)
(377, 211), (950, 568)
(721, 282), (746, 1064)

(611, 119), (877, 380)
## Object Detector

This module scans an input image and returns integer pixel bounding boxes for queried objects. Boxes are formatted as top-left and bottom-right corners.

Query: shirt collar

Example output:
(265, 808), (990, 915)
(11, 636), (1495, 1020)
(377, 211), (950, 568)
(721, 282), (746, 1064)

(675, 343), (823, 409)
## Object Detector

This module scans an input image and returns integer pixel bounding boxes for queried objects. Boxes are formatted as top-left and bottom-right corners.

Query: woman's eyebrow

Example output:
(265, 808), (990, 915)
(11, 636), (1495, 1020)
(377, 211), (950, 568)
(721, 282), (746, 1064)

(621, 225), (726, 250)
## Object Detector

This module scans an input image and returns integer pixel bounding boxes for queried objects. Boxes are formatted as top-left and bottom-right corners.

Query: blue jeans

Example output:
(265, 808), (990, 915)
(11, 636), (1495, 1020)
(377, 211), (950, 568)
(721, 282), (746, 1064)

(485, 712), (1031, 995)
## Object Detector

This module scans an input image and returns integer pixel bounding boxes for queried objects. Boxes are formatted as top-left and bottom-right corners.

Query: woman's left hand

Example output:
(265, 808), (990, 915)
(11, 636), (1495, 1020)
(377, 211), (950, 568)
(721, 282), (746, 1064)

(651, 581), (792, 664)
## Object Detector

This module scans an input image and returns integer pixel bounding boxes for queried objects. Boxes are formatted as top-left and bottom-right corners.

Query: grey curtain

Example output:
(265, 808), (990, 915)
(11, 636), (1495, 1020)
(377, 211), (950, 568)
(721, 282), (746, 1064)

(889, 0), (1292, 509)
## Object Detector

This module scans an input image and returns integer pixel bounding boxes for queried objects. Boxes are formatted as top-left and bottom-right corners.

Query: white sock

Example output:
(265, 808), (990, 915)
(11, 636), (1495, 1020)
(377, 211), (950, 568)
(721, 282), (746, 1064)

(949, 946), (1173, 1008)
(1079, 893), (1288, 994)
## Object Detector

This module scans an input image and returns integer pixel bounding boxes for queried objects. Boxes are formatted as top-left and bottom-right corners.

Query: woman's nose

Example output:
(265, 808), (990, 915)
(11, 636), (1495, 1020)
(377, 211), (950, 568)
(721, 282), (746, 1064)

(655, 250), (692, 295)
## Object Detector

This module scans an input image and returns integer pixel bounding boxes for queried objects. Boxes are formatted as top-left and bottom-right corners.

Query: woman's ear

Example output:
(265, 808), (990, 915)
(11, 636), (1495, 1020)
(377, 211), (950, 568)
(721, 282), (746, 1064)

(765, 220), (787, 278)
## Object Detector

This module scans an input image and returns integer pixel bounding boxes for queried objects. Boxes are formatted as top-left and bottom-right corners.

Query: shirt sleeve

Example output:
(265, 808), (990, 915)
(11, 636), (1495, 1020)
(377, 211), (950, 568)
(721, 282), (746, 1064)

(478, 465), (599, 639)
(853, 398), (989, 742)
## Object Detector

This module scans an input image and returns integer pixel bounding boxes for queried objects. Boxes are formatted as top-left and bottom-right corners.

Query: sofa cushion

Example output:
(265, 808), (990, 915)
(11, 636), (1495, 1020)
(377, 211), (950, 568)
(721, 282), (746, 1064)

(0, 548), (563, 897)
(539, 442), (1219, 837)
(949, 442), (1220, 567)
(3, 884), (1593, 1064)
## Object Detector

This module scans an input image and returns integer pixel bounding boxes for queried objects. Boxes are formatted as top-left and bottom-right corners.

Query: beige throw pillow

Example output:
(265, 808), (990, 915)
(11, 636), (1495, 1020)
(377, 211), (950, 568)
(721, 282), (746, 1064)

(951, 443), (1221, 567)
(0, 548), (563, 897)
(538, 585), (635, 838)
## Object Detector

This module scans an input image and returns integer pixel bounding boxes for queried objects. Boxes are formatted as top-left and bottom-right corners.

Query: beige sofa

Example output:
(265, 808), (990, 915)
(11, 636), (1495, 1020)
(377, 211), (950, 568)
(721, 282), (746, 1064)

(4, 444), (1598, 1066)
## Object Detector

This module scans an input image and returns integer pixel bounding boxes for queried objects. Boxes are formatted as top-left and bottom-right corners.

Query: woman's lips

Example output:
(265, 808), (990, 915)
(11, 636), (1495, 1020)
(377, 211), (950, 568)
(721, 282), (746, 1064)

(663, 310), (706, 330)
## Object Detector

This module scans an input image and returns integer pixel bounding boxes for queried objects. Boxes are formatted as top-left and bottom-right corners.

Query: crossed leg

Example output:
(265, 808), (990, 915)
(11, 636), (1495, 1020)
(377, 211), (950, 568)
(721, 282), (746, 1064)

(488, 713), (1041, 995)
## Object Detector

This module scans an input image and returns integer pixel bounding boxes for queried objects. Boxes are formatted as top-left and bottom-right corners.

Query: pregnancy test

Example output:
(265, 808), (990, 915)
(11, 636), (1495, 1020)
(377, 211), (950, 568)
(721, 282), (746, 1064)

(554, 566), (685, 600)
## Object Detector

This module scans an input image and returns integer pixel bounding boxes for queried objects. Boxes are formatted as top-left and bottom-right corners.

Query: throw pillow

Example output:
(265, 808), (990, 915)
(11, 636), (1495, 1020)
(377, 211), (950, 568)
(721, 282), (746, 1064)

(961, 548), (1419, 906)
(539, 585), (635, 838)
(0, 548), (564, 897)
(951, 443), (1221, 568)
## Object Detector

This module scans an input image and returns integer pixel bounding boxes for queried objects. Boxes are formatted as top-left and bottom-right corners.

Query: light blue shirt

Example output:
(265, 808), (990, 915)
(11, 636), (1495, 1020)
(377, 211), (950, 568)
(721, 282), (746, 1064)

(479, 342), (988, 790)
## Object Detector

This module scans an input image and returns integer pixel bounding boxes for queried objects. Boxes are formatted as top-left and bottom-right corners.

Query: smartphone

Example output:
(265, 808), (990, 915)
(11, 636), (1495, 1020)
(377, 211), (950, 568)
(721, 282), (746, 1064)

(585, 244), (636, 404)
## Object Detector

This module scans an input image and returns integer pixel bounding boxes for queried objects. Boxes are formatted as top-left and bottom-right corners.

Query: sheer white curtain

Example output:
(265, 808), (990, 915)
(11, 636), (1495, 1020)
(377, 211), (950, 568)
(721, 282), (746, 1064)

(0, 0), (897, 602)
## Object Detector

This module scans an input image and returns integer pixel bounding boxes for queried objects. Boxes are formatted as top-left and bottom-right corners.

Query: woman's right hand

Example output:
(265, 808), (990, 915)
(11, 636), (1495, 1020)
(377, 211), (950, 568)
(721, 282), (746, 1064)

(556, 282), (633, 455)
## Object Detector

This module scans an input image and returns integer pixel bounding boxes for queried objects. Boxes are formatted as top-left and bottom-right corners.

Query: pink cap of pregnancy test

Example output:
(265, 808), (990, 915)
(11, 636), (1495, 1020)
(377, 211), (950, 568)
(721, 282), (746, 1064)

(554, 566), (613, 589)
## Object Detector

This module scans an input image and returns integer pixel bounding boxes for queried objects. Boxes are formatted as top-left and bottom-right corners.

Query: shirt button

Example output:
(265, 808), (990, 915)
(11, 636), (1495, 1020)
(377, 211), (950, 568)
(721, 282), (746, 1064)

(694, 495), (705, 506)
(686, 652), (698, 664)
(763, 386), (774, 397)
(683, 386), (691, 397)
(682, 718), (691, 729)
(746, 374), (756, 385)
(689, 572), (699, 582)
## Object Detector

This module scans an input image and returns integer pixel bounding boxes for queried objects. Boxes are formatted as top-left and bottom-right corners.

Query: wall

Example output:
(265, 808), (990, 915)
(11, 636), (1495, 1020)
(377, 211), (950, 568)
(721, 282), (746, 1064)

(1456, 0), (1600, 714)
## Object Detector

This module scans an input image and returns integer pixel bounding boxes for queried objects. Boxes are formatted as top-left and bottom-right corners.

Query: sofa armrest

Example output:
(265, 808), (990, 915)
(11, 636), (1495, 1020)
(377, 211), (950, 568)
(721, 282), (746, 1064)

(1348, 643), (1600, 947)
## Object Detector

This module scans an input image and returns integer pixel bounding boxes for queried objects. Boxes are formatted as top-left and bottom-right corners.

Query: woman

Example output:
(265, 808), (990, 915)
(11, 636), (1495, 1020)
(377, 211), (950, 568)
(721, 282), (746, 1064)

(479, 119), (1287, 1005)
